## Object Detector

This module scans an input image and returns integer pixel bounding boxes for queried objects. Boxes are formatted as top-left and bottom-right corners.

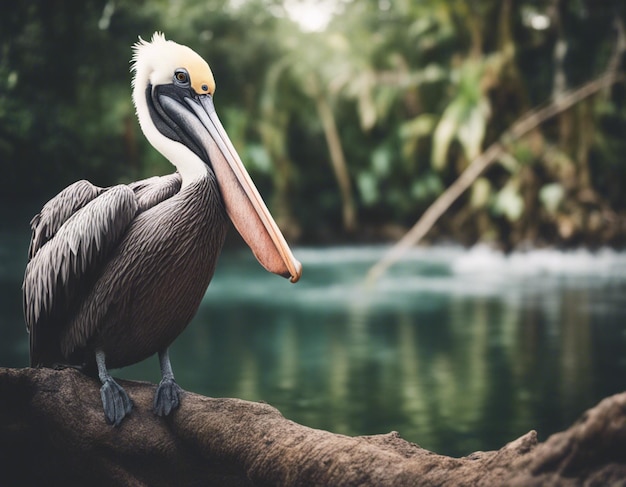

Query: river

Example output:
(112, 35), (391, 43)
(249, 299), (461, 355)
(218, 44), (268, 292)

(2, 231), (625, 457)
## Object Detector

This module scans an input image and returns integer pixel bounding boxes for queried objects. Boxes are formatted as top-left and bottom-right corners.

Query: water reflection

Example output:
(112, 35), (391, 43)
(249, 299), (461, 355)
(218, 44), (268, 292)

(1, 236), (625, 457)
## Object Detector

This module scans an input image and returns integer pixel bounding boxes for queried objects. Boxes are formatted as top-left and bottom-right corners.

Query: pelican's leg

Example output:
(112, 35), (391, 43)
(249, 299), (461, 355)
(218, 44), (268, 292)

(153, 348), (183, 416)
(96, 349), (133, 426)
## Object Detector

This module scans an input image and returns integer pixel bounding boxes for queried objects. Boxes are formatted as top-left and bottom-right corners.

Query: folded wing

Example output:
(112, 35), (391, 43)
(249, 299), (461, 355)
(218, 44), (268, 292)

(24, 174), (184, 367)
(24, 184), (138, 366)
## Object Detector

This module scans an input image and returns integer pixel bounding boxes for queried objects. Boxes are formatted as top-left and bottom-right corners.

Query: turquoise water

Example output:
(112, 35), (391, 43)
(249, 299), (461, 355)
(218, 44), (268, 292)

(2, 235), (626, 457)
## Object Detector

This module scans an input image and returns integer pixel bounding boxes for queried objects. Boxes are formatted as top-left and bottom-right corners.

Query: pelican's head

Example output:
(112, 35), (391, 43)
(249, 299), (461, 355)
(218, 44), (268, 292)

(131, 33), (217, 182)
(131, 33), (301, 283)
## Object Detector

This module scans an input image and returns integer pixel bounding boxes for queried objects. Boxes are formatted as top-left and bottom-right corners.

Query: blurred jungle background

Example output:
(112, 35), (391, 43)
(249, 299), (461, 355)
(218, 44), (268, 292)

(1, 0), (626, 458)
(3, 0), (626, 246)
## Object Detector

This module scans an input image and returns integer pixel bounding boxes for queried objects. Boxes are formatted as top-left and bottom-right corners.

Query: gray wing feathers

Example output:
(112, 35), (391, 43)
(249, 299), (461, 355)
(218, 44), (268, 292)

(27, 174), (181, 260)
(24, 185), (138, 365)
(28, 180), (105, 259)
(129, 173), (181, 211)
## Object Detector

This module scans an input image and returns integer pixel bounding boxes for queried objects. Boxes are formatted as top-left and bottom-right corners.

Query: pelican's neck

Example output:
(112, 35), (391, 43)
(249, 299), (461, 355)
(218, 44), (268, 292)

(155, 140), (208, 188)
(133, 85), (207, 189)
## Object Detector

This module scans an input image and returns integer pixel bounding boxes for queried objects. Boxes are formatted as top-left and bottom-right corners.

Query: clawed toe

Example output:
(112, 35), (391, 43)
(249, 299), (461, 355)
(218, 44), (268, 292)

(153, 377), (182, 417)
(100, 378), (133, 426)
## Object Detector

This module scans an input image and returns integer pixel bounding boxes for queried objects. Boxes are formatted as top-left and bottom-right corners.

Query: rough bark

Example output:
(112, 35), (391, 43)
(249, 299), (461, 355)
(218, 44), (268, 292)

(1, 367), (625, 486)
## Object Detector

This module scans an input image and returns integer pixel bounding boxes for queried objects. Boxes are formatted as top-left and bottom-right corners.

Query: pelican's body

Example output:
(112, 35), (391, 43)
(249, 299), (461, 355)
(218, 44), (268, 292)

(86, 175), (224, 368)
(26, 172), (225, 370)
(23, 33), (301, 425)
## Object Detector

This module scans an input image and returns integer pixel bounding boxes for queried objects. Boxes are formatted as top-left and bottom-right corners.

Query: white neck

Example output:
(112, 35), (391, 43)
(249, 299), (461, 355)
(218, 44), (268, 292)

(132, 77), (206, 189)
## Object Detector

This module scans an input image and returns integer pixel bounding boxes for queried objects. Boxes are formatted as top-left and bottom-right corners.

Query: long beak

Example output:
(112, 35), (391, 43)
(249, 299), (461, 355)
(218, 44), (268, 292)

(183, 95), (302, 282)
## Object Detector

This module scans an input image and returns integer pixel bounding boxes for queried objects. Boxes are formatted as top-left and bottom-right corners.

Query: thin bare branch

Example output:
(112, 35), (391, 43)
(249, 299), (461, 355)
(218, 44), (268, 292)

(366, 71), (623, 284)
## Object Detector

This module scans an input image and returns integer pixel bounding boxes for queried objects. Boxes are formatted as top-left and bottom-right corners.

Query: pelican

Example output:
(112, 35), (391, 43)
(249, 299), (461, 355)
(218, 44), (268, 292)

(22, 32), (302, 426)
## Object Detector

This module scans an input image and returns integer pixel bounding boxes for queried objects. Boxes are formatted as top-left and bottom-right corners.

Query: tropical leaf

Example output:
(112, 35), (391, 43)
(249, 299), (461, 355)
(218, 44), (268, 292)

(470, 177), (492, 209)
(493, 182), (524, 222)
(539, 183), (565, 214)
(431, 59), (492, 170)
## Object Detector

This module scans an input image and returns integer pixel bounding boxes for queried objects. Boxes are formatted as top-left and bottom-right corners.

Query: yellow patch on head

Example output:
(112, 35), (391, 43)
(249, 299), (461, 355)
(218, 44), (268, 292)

(132, 32), (216, 96)
(179, 50), (216, 95)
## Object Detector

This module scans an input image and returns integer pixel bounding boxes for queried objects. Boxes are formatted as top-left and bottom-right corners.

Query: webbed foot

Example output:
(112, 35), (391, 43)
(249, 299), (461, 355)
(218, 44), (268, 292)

(100, 377), (133, 426)
(153, 377), (182, 417)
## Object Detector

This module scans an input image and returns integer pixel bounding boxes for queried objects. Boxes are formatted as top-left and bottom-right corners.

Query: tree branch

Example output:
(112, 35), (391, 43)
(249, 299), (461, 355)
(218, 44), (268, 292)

(2, 367), (626, 486)
(366, 71), (623, 283)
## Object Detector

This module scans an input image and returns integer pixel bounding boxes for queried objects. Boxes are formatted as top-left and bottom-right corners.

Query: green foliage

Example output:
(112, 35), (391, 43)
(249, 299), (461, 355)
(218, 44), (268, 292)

(1, 0), (625, 246)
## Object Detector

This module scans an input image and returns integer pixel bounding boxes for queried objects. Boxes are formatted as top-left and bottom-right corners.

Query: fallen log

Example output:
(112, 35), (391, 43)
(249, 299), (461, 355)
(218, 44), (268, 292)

(1, 367), (625, 486)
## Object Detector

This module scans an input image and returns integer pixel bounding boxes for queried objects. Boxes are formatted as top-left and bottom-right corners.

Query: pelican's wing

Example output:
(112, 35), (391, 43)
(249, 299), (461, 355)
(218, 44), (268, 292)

(128, 172), (182, 211)
(23, 185), (138, 366)
(27, 180), (106, 259)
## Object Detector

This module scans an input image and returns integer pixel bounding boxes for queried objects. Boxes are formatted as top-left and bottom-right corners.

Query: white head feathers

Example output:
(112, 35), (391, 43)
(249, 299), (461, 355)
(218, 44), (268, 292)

(129, 33), (216, 186)
(130, 32), (215, 98)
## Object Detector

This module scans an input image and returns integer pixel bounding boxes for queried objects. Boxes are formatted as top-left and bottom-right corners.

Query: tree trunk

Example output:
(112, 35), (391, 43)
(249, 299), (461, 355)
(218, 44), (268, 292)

(314, 91), (358, 233)
(2, 367), (626, 486)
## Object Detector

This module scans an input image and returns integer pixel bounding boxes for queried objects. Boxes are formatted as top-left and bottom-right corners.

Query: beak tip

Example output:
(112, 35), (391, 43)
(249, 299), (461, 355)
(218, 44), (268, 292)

(289, 260), (303, 283)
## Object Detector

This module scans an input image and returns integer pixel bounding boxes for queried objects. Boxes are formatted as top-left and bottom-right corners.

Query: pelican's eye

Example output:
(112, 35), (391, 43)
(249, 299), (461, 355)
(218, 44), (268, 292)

(174, 69), (189, 86)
